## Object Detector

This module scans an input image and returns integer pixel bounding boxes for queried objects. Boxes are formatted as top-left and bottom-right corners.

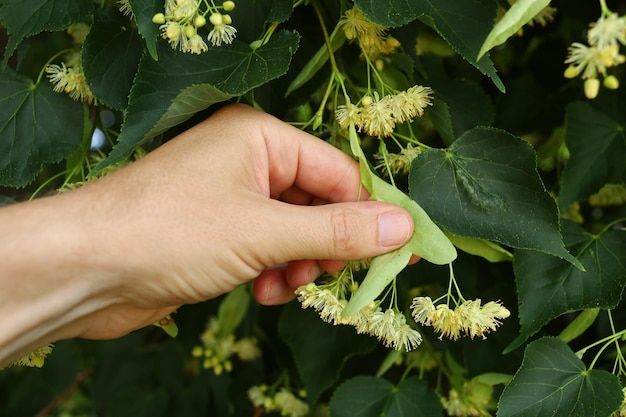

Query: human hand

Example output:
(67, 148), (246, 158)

(0, 105), (414, 350)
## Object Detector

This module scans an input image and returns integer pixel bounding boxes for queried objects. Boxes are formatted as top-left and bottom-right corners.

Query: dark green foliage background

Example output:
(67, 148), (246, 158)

(1, 0), (625, 416)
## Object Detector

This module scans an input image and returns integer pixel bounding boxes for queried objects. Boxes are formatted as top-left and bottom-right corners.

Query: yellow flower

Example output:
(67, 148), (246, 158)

(335, 102), (363, 129)
(339, 7), (385, 41)
(46, 58), (97, 105)
(411, 296), (436, 325)
(273, 389), (309, 417)
(361, 92), (395, 137)
(432, 304), (462, 340)
(187, 34), (208, 54)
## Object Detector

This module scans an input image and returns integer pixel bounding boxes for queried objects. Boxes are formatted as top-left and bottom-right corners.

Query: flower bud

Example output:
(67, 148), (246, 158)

(209, 12), (223, 26)
(222, 14), (232, 25)
(563, 65), (579, 79)
(152, 13), (166, 24)
(223, 1), (236, 11)
(195, 14), (206, 28)
(184, 25), (196, 38)
(584, 78), (600, 99)
(603, 74), (619, 89)
(360, 95), (373, 107)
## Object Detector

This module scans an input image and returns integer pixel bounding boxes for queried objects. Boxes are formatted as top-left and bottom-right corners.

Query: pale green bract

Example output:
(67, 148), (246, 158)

(478, 0), (551, 60)
(343, 124), (457, 317)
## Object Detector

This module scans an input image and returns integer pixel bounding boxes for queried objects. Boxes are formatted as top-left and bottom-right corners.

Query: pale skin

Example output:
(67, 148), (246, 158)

(0, 105), (414, 368)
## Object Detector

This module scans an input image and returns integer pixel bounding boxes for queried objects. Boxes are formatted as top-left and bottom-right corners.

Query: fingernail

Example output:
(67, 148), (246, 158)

(378, 212), (412, 247)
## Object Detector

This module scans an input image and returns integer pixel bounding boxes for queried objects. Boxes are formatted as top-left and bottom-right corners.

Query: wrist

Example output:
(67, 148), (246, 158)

(0, 188), (121, 367)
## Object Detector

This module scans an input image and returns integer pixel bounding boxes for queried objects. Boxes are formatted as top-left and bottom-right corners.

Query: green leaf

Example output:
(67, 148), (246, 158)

(427, 98), (455, 145)
(558, 308), (600, 344)
(409, 126), (582, 268)
(353, 0), (505, 92)
(216, 284), (250, 338)
(82, 7), (144, 110)
(278, 302), (377, 406)
(0, 68), (84, 187)
(265, 0), (294, 23)
(370, 175), (457, 265)
(446, 233), (513, 263)
(558, 102), (626, 210)
(94, 30), (299, 173)
(343, 247), (412, 317)
(497, 338), (622, 417)
(128, 0), (161, 60)
(329, 375), (443, 417)
(0, 0), (93, 67)
(285, 24), (346, 97)
(506, 221), (626, 352)
(478, 0), (551, 60)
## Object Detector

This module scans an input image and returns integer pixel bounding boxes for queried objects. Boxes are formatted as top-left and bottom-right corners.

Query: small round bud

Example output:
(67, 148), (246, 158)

(222, 14), (232, 25)
(194, 14), (207, 28)
(152, 13), (166, 24)
(360, 96), (373, 107)
(375, 59), (384, 71)
(209, 12), (223, 26)
(563, 65), (579, 79)
(223, 1), (236, 11)
(603, 74), (619, 90)
(184, 25), (196, 38)
(584, 78), (600, 99)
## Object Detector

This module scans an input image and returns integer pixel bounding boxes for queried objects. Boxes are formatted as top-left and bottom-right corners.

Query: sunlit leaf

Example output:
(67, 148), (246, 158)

(329, 375), (443, 417)
(506, 221), (626, 352)
(0, 68), (83, 187)
(82, 7), (143, 110)
(354, 0), (505, 92)
(278, 303), (377, 406)
(498, 338), (622, 417)
(478, 0), (551, 60)
(0, 0), (93, 67)
(558, 101), (626, 210)
(558, 308), (600, 344)
(94, 30), (299, 174)
(343, 247), (412, 317)
(409, 126), (581, 268)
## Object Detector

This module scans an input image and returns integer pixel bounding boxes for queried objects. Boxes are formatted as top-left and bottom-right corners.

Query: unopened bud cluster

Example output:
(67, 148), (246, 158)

(335, 86), (433, 138)
(152, 0), (237, 54)
(191, 316), (260, 375)
(247, 385), (309, 417)
(564, 11), (626, 98)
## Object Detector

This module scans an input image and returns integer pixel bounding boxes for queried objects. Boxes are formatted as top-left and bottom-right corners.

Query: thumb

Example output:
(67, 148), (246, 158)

(266, 200), (414, 263)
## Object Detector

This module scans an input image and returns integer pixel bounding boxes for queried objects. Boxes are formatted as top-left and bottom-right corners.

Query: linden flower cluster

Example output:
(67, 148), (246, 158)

(6, 344), (54, 369)
(191, 316), (260, 375)
(153, 0), (236, 54)
(411, 296), (510, 340)
(564, 11), (626, 98)
(248, 385), (309, 417)
(335, 86), (433, 138)
(296, 282), (423, 352)
(375, 143), (422, 176)
(339, 6), (400, 58)
(46, 50), (97, 105)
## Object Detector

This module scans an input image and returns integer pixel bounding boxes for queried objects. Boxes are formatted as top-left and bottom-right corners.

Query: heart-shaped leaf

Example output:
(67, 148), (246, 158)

(498, 338), (622, 417)
(506, 221), (626, 352)
(0, 68), (84, 187)
(409, 126), (582, 269)
(330, 375), (443, 417)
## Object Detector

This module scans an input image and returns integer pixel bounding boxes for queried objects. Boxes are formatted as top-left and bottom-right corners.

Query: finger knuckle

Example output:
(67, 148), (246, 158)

(330, 208), (360, 256)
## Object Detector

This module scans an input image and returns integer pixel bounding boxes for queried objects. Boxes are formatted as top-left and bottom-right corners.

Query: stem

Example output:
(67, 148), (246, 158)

(599, 0), (611, 16)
